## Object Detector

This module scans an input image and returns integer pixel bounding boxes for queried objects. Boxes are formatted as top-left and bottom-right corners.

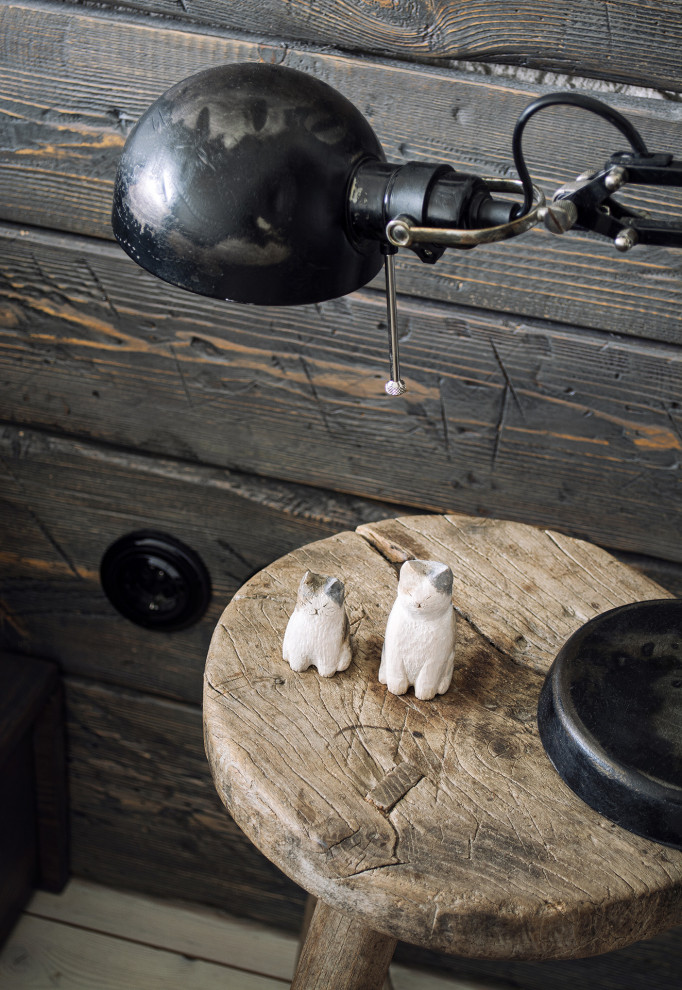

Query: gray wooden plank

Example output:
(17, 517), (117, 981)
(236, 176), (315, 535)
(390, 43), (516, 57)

(1, 228), (680, 564)
(27, 879), (299, 981)
(64, 676), (307, 931)
(23, 879), (483, 989)
(0, 424), (403, 703)
(81, 0), (682, 90)
(0, 914), (287, 989)
(2, 4), (682, 337)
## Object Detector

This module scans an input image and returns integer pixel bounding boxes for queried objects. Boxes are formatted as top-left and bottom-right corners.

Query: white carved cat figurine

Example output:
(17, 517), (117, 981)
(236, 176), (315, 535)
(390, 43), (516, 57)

(379, 559), (456, 700)
(282, 571), (352, 677)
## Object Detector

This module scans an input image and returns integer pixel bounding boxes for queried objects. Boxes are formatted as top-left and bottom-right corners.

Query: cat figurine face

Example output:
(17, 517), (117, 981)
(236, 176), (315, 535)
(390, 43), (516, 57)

(379, 559), (456, 700)
(282, 570), (352, 677)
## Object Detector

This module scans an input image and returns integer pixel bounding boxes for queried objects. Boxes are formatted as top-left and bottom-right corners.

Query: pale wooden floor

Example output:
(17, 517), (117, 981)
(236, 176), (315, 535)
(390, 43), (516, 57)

(0, 880), (487, 989)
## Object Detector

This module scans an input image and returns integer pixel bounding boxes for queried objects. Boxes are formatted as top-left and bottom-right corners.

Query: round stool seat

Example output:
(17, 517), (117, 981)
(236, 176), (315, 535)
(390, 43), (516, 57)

(204, 514), (682, 975)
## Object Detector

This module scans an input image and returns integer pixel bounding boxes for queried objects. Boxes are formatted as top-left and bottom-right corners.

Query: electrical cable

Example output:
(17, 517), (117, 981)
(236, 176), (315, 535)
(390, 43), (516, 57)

(512, 92), (650, 215)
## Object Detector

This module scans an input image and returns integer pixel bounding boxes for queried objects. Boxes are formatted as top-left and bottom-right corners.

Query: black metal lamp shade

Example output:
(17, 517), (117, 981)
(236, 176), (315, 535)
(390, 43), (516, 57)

(112, 63), (386, 306)
(538, 599), (682, 849)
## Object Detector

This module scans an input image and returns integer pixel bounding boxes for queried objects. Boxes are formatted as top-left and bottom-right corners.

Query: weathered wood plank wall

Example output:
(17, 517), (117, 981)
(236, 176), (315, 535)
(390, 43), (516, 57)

(4, 4), (682, 338)
(1, 0), (681, 984)
(3, 230), (681, 561)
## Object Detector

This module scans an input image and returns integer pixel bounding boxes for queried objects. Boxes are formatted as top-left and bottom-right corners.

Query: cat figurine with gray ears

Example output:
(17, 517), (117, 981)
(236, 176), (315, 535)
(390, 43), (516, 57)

(379, 559), (456, 700)
(282, 570), (352, 677)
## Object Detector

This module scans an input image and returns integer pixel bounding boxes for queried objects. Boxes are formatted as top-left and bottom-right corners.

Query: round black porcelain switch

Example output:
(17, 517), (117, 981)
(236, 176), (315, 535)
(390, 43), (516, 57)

(100, 530), (211, 631)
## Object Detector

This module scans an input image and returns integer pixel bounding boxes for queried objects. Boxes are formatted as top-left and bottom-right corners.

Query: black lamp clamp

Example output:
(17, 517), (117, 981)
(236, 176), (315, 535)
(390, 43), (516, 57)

(112, 66), (682, 396)
(550, 151), (682, 251)
(513, 91), (682, 254)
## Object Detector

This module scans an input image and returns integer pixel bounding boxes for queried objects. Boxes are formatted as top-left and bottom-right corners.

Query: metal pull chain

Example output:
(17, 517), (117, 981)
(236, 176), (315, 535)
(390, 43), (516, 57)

(383, 249), (406, 396)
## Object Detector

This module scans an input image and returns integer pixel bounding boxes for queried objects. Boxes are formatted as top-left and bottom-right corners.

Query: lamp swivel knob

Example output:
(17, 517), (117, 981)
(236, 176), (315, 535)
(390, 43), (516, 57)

(605, 165), (628, 192)
(615, 227), (639, 252)
(539, 200), (578, 235)
(386, 219), (413, 248)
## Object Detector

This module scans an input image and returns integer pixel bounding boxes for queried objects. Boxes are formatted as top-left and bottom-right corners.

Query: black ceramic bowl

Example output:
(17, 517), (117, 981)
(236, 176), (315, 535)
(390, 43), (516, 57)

(538, 599), (682, 849)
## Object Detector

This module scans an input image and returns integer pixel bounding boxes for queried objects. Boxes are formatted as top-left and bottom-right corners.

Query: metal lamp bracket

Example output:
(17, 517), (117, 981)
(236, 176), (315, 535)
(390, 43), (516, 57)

(381, 179), (545, 396)
(386, 179), (546, 249)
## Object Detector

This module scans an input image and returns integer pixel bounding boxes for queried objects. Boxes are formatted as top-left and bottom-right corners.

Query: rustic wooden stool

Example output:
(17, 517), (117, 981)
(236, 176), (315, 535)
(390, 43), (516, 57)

(204, 514), (682, 989)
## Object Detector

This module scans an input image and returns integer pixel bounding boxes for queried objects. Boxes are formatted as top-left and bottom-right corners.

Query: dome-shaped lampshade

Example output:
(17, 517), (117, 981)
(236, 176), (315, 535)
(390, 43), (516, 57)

(112, 63), (386, 306)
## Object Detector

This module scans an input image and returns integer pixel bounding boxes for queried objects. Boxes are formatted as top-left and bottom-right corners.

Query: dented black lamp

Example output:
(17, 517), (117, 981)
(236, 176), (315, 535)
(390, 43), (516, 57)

(112, 62), (546, 394)
(112, 64), (386, 308)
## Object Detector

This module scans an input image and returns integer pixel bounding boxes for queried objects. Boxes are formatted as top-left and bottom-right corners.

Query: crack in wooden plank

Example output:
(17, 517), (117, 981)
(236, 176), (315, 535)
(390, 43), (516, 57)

(0, 454), (82, 578)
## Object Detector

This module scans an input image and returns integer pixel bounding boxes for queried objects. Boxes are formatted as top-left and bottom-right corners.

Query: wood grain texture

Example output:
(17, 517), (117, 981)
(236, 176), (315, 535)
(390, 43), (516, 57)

(2, 228), (681, 564)
(397, 926), (682, 990)
(65, 676), (307, 930)
(27, 879), (300, 982)
(21, 880), (682, 990)
(204, 516), (682, 960)
(3, 5), (682, 338)
(356, 514), (667, 675)
(611, 552), (682, 599)
(0, 914), (285, 990)
(89, 0), (682, 90)
(22, 671), (682, 986)
(292, 899), (397, 990)
(0, 424), (401, 703)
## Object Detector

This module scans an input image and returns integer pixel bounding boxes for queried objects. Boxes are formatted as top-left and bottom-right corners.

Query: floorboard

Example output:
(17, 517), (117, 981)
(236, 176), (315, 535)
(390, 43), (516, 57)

(0, 914), (286, 989)
(0, 880), (480, 989)
(25, 881), (298, 981)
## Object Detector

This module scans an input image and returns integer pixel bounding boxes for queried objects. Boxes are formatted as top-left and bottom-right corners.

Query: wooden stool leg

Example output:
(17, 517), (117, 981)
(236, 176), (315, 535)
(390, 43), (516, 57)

(291, 898), (397, 990)
(296, 893), (318, 965)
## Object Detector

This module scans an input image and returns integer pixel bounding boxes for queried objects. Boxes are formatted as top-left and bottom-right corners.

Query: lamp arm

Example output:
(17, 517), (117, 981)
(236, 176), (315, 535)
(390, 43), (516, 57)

(358, 94), (682, 392)
(549, 152), (682, 251)
(510, 92), (682, 252)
